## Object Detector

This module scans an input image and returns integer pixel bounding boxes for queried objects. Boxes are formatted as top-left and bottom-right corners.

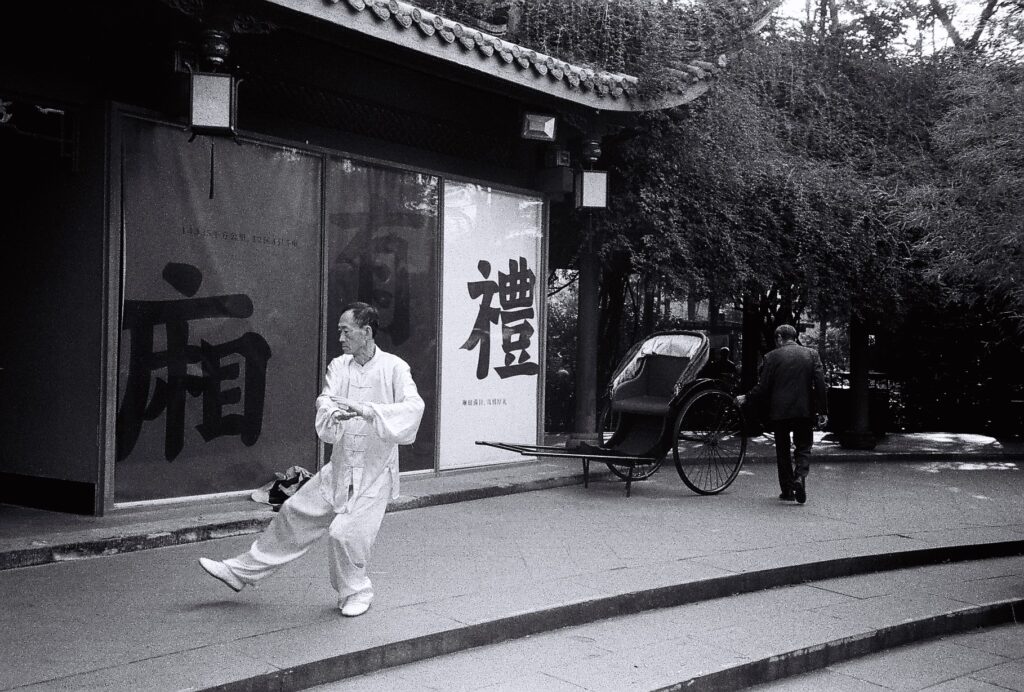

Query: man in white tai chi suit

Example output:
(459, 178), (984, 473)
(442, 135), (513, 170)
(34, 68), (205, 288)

(199, 302), (424, 617)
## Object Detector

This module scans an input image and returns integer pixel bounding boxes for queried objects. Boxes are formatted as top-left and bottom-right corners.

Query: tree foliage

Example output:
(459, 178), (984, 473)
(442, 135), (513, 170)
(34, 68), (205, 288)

(422, 0), (1024, 428)
(589, 0), (941, 350)
(904, 59), (1024, 329)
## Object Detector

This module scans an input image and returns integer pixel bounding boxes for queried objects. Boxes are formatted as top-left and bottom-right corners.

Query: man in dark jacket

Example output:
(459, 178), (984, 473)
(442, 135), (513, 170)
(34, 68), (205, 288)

(737, 324), (828, 504)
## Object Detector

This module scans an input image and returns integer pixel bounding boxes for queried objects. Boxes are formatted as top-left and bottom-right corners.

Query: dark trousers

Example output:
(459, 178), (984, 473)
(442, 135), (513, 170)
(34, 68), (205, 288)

(772, 418), (813, 492)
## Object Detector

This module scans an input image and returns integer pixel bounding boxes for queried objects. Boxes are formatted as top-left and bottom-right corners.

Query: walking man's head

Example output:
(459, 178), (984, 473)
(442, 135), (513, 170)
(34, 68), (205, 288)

(774, 324), (798, 346)
(338, 302), (379, 363)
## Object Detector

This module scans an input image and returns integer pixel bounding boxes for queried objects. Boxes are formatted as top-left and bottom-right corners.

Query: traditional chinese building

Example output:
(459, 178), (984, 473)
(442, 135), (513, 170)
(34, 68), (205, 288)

(0, 0), (716, 514)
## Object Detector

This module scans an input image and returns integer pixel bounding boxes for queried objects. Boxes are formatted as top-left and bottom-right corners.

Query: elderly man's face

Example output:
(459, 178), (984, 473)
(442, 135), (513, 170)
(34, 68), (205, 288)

(338, 310), (371, 355)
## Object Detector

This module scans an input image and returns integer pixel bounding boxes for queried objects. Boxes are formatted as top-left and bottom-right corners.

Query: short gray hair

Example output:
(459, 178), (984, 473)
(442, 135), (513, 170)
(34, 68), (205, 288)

(342, 302), (379, 338)
(775, 324), (798, 341)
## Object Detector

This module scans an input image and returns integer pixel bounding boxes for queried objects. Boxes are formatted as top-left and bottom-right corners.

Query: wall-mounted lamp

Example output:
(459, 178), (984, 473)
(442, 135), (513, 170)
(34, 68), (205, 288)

(521, 112), (557, 141)
(575, 170), (608, 209)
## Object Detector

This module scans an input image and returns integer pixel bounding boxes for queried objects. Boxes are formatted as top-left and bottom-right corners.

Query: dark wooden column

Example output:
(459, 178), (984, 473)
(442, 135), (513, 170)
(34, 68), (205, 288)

(741, 294), (761, 392)
(571, 227), (599, 441)
(841, 315), (876, 449)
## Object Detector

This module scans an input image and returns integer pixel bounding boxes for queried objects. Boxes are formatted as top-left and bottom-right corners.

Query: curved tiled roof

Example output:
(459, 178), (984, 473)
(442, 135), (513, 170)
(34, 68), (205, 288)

(264, 0), (719, 111)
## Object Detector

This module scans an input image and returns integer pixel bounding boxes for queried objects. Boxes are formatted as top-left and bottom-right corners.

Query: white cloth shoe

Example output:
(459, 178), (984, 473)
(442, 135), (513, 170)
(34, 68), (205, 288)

(340, 592), (373, 617)
(199, 557), (245, 592)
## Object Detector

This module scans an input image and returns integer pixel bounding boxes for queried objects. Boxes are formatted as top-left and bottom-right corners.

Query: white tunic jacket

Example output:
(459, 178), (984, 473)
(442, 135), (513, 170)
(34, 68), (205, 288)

(313, 348), (425, 511)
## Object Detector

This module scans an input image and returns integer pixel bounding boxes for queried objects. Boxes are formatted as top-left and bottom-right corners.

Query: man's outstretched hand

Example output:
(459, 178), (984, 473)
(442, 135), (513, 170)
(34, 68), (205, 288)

(330, 396), (375, 421)
(330, 408), (358, 423)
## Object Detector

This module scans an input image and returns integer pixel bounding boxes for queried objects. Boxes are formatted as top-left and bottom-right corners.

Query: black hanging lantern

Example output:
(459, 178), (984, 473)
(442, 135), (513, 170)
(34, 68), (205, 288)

(188, 29), (237, 135)
(576, 138), (607, 208)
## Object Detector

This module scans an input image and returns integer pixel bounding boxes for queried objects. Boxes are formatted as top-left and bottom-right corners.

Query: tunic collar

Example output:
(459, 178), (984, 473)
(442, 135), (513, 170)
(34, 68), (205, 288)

(353, 345), (380, 369)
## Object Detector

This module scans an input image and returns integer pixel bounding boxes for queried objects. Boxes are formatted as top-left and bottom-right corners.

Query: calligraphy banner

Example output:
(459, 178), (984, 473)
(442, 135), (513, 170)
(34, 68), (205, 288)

(325, 158), (439, 472)
(115, 117), (322, 501)
(439, 183), (544, 469)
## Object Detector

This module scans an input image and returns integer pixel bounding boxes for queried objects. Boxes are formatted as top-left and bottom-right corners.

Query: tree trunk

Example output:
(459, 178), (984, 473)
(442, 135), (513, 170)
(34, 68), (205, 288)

(818, 0), (839, 34)
(741, 293), (762, 391)
(572, 230), (600, 442)
(506, 0), (523, 38)
(817, 302), (827, 365)
(841, 315), (876, 449)
(642, 279), (656, 335)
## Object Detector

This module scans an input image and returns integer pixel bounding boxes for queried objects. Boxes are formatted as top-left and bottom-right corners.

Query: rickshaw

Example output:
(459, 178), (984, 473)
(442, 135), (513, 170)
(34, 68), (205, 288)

(478, 331), (747, 497)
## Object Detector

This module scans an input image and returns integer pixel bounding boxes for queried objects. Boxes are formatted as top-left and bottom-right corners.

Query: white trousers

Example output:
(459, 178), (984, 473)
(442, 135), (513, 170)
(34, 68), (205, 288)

(224, 468), (391, 600)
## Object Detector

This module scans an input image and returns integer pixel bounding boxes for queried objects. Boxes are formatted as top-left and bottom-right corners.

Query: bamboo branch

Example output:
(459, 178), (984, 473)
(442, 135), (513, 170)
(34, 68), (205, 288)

(547, 271), (579, 297)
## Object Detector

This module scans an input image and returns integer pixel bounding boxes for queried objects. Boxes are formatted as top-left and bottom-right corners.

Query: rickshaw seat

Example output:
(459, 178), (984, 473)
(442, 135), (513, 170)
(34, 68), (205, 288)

(611, 354), (689, 417)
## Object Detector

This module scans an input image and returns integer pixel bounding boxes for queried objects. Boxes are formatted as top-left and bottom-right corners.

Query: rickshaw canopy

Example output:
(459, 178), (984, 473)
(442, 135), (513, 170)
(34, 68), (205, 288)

(609, 331), (710, 394)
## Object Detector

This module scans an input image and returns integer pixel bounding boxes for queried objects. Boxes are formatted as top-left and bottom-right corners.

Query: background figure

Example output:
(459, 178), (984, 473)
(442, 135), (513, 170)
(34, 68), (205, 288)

(199, 303), (424, 617)
(703, 346), (738, 393)
(713, 347), (738, 391)
(738, 324), (827, 504)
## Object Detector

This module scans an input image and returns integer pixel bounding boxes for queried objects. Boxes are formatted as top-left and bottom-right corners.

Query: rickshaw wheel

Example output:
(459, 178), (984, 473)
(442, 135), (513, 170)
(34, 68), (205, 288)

(672, 389), (747, 494)
(598, 404), (663, 480)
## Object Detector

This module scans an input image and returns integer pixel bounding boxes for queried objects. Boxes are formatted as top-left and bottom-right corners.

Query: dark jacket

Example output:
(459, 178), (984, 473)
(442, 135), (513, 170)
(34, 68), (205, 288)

(747, 342), (828, 421)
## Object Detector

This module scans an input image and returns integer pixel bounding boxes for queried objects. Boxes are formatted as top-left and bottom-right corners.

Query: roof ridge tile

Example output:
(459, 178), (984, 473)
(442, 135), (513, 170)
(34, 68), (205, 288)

(303, 0), (716, 109)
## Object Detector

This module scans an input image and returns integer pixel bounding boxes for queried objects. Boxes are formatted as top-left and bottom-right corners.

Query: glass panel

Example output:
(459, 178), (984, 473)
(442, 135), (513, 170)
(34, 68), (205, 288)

(325, 158), (439, 472)
(115, 117), (321, 501)
(190, 73), (232, 129)
(439, 183), (544, 469)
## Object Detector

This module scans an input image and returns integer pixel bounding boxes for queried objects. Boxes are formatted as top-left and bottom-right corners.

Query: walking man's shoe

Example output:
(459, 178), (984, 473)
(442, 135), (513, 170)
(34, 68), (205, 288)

(792, 477), (807, 504)
(340, 592), (373, 617)
(199, 557), (245, 592)
(778, 490), (795, 501)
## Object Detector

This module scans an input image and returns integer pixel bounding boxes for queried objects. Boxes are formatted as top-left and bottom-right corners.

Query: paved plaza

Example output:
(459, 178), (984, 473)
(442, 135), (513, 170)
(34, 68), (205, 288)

(1, 434), (1022, 690)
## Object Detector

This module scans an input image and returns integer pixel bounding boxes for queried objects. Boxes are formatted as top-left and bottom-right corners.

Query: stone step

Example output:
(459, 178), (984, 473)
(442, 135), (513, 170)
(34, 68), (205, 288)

(9, 539), (1022, 691)
(750, 620), (1024, 691)
(303, 555), (1024, 691)
(177, 543), (1024, 692)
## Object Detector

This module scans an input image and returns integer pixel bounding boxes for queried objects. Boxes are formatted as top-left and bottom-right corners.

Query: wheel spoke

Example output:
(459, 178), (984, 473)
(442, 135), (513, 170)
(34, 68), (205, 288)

(673, 389), (746, 494)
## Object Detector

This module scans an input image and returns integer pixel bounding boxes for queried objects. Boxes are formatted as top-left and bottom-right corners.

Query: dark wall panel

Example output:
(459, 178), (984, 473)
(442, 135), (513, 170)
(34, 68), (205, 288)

(0, 104), (105, 494)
